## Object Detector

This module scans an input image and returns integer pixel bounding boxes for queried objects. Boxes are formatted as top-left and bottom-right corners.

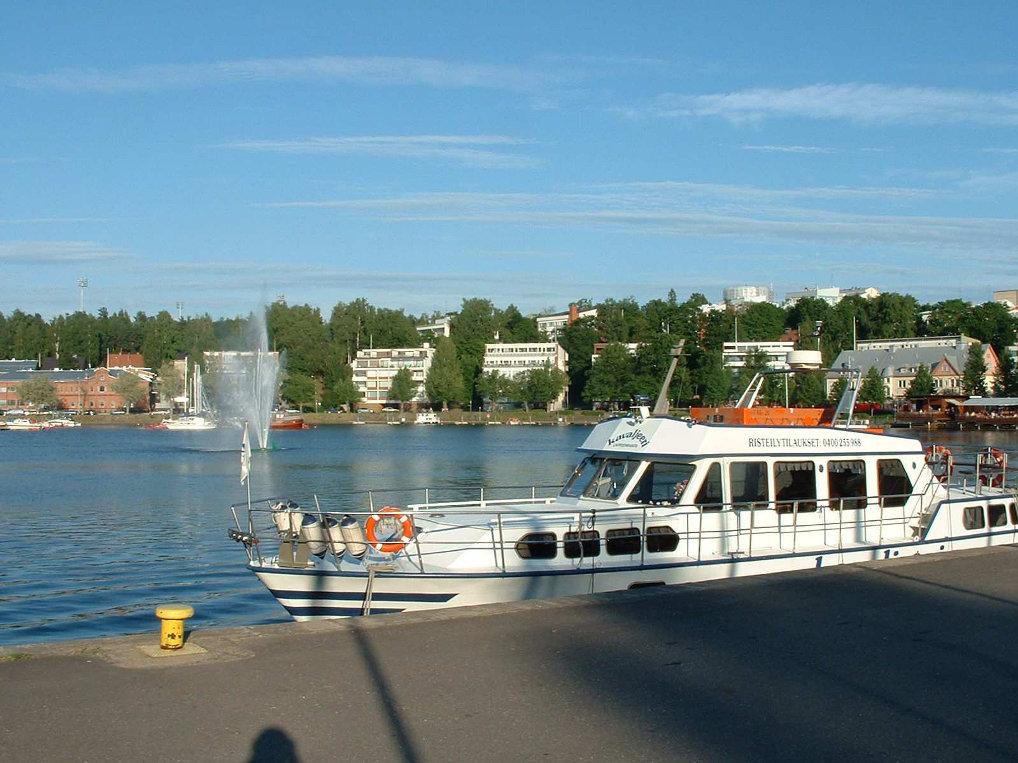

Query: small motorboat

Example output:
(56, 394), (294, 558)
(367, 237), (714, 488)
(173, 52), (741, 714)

(270, 413), (307, 430)
(162, 415), (217, 431)
(44, 418), (81, 428)
(5, 418), (45, 431)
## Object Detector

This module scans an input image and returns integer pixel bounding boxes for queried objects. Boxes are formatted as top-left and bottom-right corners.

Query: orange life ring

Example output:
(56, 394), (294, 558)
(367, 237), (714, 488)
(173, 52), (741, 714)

(924, 445), (953, 482)
(977, 447), (1007, 487)
(364, 507), (414, 554)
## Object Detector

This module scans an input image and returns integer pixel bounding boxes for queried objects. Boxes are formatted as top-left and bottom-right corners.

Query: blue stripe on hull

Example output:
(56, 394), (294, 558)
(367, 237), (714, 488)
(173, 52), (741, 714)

(282, 605), (405, 617)
(269, 589), (456, 603)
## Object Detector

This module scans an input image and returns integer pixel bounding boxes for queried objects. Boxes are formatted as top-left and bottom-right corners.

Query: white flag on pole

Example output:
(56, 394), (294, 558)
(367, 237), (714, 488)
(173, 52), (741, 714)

(241, 421), (252, 484)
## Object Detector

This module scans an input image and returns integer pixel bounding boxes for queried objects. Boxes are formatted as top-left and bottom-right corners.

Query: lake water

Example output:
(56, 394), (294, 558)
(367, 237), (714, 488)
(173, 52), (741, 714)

(1, 424), (1015, 647)
(0, 424), (587, 646)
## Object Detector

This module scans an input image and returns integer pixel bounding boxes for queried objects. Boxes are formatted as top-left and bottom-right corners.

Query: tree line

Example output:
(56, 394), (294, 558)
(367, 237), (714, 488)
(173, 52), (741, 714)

(2, 289), (1016, 411)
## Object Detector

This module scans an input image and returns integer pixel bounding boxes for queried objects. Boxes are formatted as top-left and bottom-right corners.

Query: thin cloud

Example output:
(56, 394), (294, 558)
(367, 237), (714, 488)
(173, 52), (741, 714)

(740, 144), (838, 154)
(0, 55), (553, 93)
(983, 147), (1018, 154)
(0, 240), (130, 263)
(624, 83), (1018, 125)
(222, 135), (540, 169)
(259, 185), (1018, 253)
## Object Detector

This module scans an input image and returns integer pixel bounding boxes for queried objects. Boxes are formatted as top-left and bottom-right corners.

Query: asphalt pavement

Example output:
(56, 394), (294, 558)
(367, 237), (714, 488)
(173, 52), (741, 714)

(3, 545), (1018, 762)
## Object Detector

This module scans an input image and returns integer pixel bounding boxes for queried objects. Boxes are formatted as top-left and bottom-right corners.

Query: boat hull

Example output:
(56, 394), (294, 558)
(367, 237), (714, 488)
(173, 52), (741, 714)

(253, 528), (1017, 620)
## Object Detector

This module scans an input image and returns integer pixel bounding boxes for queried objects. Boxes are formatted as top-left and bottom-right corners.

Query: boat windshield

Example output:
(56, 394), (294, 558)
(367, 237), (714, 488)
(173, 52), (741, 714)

(560, 456), (641, 500)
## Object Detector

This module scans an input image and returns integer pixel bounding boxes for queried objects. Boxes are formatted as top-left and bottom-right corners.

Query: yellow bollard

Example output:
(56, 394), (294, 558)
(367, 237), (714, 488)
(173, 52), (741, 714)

(155, 604), (194, 650)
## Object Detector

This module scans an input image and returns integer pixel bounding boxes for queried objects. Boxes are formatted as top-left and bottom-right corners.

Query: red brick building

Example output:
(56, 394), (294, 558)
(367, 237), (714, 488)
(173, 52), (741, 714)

(0, 367), (152, 412)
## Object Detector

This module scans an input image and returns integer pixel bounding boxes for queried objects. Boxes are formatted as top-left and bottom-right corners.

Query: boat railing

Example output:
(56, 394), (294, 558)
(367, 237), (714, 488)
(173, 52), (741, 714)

(229, 471), (1003, 573)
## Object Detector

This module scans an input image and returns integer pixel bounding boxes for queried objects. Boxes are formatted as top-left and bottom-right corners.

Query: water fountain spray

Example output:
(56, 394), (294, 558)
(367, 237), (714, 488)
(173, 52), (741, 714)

(208, 307), (282, 449)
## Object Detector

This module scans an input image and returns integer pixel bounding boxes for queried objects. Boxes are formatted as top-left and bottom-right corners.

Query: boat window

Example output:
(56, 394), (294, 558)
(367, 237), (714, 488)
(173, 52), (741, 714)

(730, 461), (769, 510)
(828, 460), (867, 510)
(560, 457), (639, 500)
(563, 530), (601, 558)
(695, 462), (724, 511)
(561, 456), (601, 497)
(774, 462), (817, 513)
(1010, 502), (1017, 525)
(988, 504), (1008, 528)
(515, 532), (557, 560)
(877, 459), (913, 508)
(606, 528), (642, 555)
(646, 525), (679, 553)
(630, 462), (696, 505)
(962, 506), (985, 530)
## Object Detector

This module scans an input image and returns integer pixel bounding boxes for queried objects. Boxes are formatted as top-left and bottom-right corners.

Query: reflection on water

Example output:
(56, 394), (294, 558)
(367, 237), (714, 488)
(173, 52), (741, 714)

(0, 425), (587, 646)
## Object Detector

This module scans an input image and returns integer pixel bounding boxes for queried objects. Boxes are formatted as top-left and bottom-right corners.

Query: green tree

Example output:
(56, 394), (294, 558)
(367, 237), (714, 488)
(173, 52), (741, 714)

(498, 305), (541, 342)
(451, 298), (499, 404)
(584, 343), (635, 407)
(15, 376), (58, 408)
(323, 374), (361, 411)
(267, 302), (330, 379)
(907, 364), (935, 399)
(792, 372), (827, 408)
(111, 372), (149, 412)
(701, 353), (733, 406)
(962, 345), (988, 396)
(425, 336), (466, 410)
(861, 293), (919, 340)
(141, 310), (185, 368)
(993, 350), (1018, 396)
(736, 302), (786, 341)
(476, 370), (514, 410)
(828, 377), (849, 404)
(558, 317), (599, 406)
(858, 366), (887, 405)
(389, 367), (417, 411)
(156, 361), (184, 405)
(596, 298), (647, 342)
(280, 372), (318, 411)
(518, 365), (568, 410)
(328, 298), (421, 362)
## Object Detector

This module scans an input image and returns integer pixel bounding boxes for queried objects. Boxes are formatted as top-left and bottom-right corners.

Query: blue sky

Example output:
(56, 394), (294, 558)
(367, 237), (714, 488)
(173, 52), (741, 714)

(2, 2), (1017, 318)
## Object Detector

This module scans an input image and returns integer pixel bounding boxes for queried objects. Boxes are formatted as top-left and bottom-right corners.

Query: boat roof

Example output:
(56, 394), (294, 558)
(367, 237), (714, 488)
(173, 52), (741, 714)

(579, 415), (923, 460)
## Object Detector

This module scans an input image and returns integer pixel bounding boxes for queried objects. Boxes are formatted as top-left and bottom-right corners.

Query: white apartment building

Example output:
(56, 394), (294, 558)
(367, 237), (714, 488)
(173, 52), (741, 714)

(854, 336), (977, 352)
(723, 285), (773, 306)
(722, 341), (795, 369)
(482, 342), (569, 410)
(352, 344), (435, 409)
(536, 307), (597, 341)
(416, 315), (453, 338)
(783, 285), (880, 305)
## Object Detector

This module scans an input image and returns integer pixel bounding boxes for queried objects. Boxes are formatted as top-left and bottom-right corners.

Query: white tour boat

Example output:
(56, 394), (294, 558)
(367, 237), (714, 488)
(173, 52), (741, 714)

(229, 351), (1017, 621)
(414, 411), (441, 425)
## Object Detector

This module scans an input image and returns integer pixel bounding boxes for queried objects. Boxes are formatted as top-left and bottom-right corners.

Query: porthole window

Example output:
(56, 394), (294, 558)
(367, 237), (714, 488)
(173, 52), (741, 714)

(563, 530), (600, 559)
(515, 532), (557, 560)
(988, 504), (1007, 528)
(962, 506), (985, 530)
(606, 528), (641, 555)
(645, 525), (679, 553)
